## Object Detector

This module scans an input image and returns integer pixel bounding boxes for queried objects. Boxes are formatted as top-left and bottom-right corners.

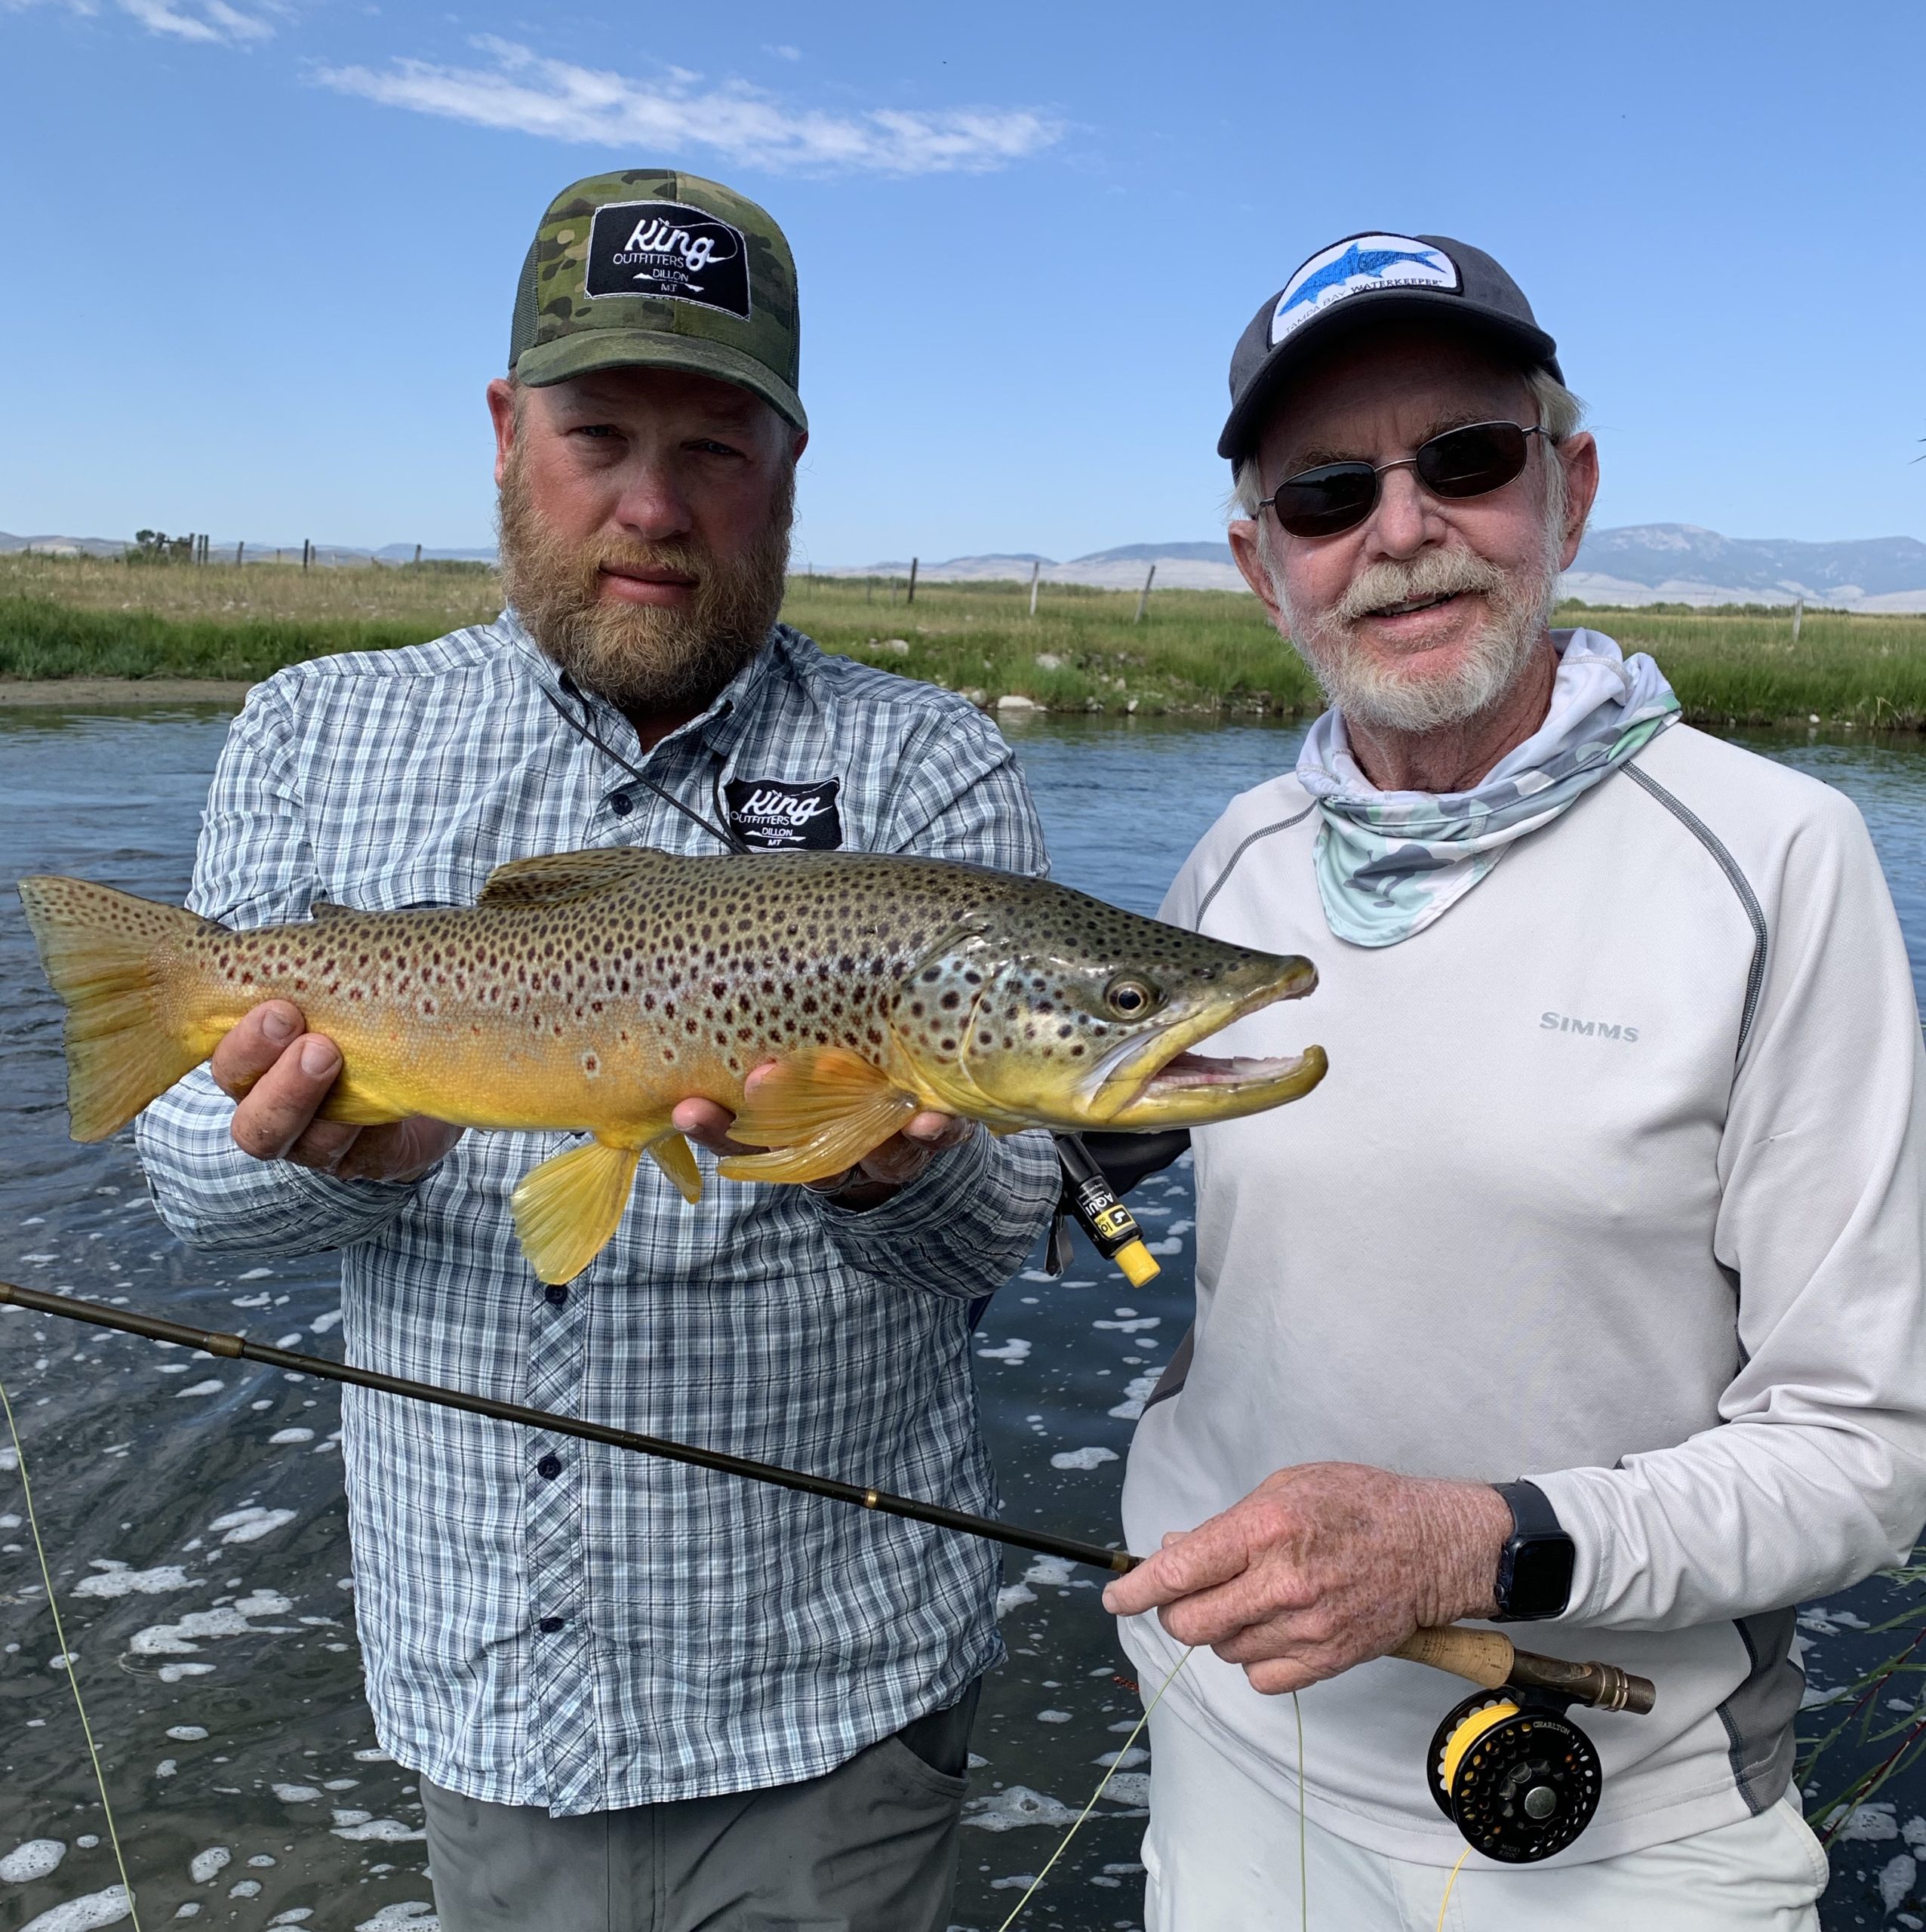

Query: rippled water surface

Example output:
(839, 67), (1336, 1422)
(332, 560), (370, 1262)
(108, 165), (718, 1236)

(2, 704), (1924, 1930)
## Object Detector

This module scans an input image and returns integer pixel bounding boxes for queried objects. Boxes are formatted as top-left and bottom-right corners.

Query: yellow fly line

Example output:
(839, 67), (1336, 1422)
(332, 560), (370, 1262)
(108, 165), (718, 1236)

(0, 1370), (145, 1931)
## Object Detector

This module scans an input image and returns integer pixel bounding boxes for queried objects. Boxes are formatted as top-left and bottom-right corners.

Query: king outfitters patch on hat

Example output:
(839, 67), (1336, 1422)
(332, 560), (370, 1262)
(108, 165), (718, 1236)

(1269, 234), (1460, 346)
(509, 168), (805, 429)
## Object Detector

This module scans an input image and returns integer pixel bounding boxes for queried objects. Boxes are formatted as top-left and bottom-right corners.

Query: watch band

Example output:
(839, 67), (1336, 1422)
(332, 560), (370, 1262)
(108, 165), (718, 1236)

(1491, 1478), (1576, 1622)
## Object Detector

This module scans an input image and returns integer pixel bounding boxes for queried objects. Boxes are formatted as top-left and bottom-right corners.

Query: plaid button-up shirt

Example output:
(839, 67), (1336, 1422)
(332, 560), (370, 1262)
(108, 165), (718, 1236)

(135, 613), (1060, 1813)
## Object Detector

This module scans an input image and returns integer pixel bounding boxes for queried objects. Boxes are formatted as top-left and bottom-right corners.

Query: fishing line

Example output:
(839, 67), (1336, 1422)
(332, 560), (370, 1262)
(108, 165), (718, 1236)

(1294, 1689), (1308, 1931)
(0, 1371), (144, 1931)
(992, 1644), (1195, 1932)
(1435, 1844), (1472, 1930)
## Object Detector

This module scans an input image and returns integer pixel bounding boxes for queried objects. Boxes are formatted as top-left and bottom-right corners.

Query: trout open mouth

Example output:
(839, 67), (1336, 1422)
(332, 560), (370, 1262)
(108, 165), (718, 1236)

(1093, 960), (1327, 1128)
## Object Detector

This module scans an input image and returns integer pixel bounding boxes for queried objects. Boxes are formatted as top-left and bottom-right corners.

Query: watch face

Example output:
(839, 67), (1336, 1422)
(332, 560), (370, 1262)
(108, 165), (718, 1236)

(1503, 1535), (1577, 1620)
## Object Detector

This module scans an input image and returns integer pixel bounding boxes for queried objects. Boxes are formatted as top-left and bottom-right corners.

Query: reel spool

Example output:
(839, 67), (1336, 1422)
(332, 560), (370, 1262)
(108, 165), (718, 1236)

(1426, 1690), (1602, 1863)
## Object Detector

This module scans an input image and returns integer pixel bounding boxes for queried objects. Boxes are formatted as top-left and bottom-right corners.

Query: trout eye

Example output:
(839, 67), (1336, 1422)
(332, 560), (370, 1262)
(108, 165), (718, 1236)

(1105, 975), (1160, 1020)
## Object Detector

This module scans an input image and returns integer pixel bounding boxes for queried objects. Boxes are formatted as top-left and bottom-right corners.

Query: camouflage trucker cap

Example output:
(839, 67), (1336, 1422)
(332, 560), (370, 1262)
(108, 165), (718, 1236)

(509, 169), (805, 431)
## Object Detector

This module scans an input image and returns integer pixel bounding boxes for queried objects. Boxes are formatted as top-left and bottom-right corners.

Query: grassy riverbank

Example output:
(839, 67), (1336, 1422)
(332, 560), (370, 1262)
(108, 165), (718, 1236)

(5, 551), (1926, 728)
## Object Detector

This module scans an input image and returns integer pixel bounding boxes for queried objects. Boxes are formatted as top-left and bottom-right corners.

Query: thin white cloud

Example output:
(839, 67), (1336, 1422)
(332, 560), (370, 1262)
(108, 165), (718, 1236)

(764, 43), (801, 62)
(315, 38), (1062, 175)
(118, 0), (271, 38)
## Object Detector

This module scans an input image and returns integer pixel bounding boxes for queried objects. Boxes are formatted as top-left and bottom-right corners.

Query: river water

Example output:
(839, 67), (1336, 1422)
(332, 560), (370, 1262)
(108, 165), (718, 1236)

(2, 703), (1924, 1932)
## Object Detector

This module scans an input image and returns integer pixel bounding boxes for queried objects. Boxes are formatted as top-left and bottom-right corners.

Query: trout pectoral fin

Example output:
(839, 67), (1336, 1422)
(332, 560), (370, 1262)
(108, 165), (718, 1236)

(315, 1069), (408, 1127)
(511, 1136), (643, 1284)
(718, 1048), (918, 1188)
(646, 1130), (704, 1204)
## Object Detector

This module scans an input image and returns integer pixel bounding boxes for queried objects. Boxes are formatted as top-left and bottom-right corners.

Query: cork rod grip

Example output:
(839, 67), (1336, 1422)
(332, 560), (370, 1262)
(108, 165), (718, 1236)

(1392, 1625), (1518, 1688)
(1392, 1626), (1657, 1715)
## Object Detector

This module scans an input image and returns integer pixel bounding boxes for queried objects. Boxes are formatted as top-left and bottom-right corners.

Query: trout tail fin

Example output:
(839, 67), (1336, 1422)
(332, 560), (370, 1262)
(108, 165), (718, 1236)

(17, 875), (210, 1141)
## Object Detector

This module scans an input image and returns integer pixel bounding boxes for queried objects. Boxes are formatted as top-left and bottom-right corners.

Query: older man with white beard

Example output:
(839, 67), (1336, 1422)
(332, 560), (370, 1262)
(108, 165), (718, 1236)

(134, 170), (1060, 1932)
(1103, 234), (1926, 1929)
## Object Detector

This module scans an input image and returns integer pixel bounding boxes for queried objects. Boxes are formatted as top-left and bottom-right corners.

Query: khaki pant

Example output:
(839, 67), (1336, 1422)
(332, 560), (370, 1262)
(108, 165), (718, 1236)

(1143, 1702), (1827, 1932)
(420, 1685), (977, 1932)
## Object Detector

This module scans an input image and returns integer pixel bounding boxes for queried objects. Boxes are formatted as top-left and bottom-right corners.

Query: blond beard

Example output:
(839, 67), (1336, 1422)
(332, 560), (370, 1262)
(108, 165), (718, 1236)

(1270, 516), (1563, 735)
(497, 451), (794, 717)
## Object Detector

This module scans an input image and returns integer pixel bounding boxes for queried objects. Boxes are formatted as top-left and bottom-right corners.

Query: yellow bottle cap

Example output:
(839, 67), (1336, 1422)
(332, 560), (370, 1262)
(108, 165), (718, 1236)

(1115, 1240), (1161, 1288)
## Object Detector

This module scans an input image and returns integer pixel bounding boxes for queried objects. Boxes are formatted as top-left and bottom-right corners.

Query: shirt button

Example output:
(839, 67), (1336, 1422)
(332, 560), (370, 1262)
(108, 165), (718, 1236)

(544, 1283), (568, 1307)
(609, 792), (633, 817)
(537, 1615), (565, 1634)
(537, 1454), (562, 1480)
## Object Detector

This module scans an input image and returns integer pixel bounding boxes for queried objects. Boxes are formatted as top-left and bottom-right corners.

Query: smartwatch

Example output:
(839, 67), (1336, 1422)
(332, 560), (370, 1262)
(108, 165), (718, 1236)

(1491, 1480), (1575, 1622)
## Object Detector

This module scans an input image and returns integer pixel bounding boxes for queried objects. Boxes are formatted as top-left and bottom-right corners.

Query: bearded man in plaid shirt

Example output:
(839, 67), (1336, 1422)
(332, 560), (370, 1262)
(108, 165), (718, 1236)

(134, 169), (1060, 1932)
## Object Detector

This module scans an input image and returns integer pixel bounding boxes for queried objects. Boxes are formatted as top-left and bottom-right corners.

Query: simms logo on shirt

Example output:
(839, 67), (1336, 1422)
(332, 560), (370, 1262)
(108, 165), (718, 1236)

(1542, 1011), (1640, 1043)
(725, 777), (842, 851)
(1269, 234), (1460, 348)
(585, 202), (752, 318)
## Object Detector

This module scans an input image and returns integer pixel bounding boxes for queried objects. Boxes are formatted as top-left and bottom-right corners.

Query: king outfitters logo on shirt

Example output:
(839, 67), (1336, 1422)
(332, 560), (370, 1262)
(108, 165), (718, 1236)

(725, 777), (843, 851)
(585, 201), (752, 318)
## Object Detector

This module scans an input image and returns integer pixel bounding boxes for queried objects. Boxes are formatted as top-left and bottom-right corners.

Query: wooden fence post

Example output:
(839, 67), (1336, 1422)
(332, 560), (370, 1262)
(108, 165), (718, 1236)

(906, 557), (919, 605)
(1792, 597), (1804, 644)
(1134, 563), (1157, 623)
(302, 540), (312, 573)
(235, 541), (245, 567)
(1029, 560), (1040, 617)
(414, 543), (423, 566)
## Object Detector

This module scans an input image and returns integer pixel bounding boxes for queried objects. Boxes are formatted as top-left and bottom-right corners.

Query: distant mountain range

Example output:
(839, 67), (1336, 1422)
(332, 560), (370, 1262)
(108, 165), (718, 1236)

(833, 527), (1926, 613)
(7, 524), (1925, 612)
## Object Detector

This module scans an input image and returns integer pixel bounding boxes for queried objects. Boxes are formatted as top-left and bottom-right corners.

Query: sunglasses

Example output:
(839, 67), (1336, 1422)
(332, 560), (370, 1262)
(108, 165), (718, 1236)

(1258, 420), (1552, 540)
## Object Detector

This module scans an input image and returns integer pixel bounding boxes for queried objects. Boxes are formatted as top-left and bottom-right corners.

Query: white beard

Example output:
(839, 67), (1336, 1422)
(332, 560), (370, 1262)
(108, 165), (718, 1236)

(1269, 522), (1564, 735)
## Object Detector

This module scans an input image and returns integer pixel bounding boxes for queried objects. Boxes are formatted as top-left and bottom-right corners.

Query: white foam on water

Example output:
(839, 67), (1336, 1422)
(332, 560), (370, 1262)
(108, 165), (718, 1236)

(1108, 1371), (1160, 1422)
(165, 1727), (208, 1742)
(976, 1338), (1031, 1364)
(188, 1848), (229, 1883)
(1022, 1556), (1076, 1588)
(1036, 1709), (1072, 1724)
(75, 1562), (196, 1599)
(266, 1913), (314, 1926)
(1881, 1856), (1918, 1912)
(1098, 1771), (1150, 1807)
(19, 1887), (131, 1932)
(1828, 1800), (1900, 1841)
(155, 1759), (177, 1779)
(310, 1311), (341, 1335)
(230, 1296), (271, 1309)
(174, 1382), (225, 1398)
(271, 1785), (322, 1804)
(174, 1909), (199, 1921)
(353, 1904), (438, 1929)
(228, 1881), (262, 1899)
(994, 1583), (1036, 1618)
(331, 1820), (426, 1844)
(961, 1786), (1078, 1832)
(352, 1748), (394, 1763)
(208, 1509), (297, 1546)
(1094, 1747), (1148, 1769)
(1049, 1447), (1118, 1472)
(267, 1429), (315, 1446)
(158, 1663), (216, 1683)
(237, 1269), (274, 1281)
(0, 1838), (67, 1881)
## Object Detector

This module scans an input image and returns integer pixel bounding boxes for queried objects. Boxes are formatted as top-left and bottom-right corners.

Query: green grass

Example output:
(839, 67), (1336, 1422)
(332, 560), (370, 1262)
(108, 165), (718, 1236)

(6, 550), (1926, 730)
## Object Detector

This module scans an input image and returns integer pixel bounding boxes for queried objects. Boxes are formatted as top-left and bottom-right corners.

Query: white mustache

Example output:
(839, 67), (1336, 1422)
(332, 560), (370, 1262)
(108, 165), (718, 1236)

(1334, 550), (1509, 626)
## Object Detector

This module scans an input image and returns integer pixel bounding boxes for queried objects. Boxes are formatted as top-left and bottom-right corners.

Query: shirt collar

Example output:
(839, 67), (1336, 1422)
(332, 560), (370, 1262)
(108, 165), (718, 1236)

(497, 605), (789, 768)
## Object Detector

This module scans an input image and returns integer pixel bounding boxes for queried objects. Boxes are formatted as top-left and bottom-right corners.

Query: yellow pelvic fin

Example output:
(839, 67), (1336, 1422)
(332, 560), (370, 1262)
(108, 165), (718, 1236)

(478, 846), (675, 906)
(646, 1130), (704, 1204)
(16, 875), (209, 1142)
(718, 1047), (918, 1187)
(510, 1136), (643, 1284)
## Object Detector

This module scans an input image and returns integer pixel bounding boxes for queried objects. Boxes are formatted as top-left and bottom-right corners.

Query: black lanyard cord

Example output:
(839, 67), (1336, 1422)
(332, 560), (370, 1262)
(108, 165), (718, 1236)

(540, 684), (748, 854)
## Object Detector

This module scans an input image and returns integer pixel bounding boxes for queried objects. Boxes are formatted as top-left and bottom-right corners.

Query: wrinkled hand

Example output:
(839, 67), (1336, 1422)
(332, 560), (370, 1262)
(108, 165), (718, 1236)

(672, 1060), (973, 1207)
(213, 1000), (463, 1183)
(1100, 1463), (1510, 1696)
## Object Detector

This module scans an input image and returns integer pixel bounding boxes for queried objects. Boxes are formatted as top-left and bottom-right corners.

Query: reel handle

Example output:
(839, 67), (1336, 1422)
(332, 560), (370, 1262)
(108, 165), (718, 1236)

(1392, 1626), (1656, 1715)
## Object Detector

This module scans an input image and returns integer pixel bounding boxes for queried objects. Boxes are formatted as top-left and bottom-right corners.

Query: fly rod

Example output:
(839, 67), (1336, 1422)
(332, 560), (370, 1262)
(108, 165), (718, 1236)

(0, 1278), (1134, 1576)
(0, 1277), (1656, 1713)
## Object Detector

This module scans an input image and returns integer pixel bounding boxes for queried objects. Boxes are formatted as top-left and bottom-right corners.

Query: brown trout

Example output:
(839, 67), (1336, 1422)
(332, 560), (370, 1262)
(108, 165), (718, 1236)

(19, 846), (1325, 1282)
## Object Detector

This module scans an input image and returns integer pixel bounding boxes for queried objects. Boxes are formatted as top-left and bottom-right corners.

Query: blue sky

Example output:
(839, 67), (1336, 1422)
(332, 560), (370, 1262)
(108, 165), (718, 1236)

(2, 0), (1921, 561)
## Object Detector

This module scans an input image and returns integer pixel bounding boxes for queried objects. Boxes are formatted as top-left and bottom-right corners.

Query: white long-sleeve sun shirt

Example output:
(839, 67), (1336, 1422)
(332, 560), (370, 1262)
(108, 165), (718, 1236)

(1119, 718), (1926, 1864)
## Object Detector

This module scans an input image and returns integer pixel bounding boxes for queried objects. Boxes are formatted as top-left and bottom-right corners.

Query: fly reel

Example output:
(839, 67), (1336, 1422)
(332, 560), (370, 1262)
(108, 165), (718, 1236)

(1426, 1690), (1601, 1863)
(1390, 1627), (1655, 1866)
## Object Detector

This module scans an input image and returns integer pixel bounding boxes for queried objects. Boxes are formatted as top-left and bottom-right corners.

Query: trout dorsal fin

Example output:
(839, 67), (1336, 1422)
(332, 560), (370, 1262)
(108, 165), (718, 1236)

(309, 900), (354, 918)
(478, 846), (676, 906)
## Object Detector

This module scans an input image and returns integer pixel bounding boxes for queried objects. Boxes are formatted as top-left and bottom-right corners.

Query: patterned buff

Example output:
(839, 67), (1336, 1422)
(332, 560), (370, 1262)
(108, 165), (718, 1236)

(1295, 628), (1680, 947)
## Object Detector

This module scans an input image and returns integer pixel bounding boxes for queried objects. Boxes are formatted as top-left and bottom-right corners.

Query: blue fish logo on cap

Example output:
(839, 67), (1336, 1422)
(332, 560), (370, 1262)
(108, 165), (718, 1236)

(1269, 233), (1460, 347)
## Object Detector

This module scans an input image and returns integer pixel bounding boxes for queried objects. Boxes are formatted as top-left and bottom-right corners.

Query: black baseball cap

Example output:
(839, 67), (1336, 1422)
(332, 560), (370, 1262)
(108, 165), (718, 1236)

(1219, 232), (1560, 460)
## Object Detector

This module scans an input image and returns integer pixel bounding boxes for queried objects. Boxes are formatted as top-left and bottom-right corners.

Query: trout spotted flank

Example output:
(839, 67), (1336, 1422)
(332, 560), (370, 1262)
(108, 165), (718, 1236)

(19, 847), (1325, 1282)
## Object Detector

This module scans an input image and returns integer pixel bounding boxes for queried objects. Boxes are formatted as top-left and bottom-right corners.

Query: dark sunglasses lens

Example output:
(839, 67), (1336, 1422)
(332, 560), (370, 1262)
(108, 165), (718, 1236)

(1271, 463), (1379, 538)
(1417, 423), (1530, 498)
